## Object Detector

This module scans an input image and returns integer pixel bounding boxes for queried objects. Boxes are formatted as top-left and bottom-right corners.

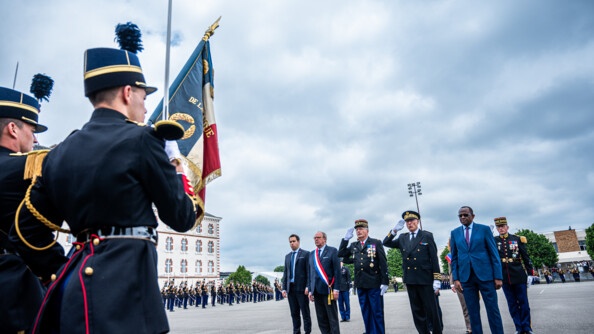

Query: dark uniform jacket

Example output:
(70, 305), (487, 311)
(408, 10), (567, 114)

(383, 229), (441, 285)
(338, 237), (388, 289)
(494, 233), (534, 285)
(10, 108), (199, 334)
(1, 147), (65, 332)
(338, 265), (351, 291)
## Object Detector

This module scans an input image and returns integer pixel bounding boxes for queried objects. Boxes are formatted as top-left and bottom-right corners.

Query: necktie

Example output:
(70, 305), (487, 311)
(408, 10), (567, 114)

(410, 232), (415, 241)
(290, 251), (297, 279)
(465, 226), (470, 245)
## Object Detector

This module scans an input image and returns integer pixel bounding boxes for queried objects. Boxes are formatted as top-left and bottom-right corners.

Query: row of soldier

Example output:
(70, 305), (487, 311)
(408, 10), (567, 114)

(160, 280), (276, 311)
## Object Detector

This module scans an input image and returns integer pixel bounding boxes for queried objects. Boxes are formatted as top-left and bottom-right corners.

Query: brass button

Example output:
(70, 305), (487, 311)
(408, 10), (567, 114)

(414, 258), (417, 260)
(84, 267), (94, 276)
(414, 267), (417, 270)
(407, 258), (410, 260)
(51, 274), (57, 281)
(407, 267), (410, 269)
(93, 238), (100, 246)
(76, 245), (81, 250)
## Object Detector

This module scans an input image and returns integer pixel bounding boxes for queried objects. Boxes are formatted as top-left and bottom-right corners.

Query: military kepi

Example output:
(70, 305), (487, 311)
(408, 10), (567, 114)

(0, 87), (47, 133)
(494, 216), (507, 226)
(84, 48), (157, 97)
(354, 219), (368, 228)
(402, 210), (420, 221)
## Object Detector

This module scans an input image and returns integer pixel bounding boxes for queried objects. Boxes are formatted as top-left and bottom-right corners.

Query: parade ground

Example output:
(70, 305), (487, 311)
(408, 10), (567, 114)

(167, 281), (594, 333)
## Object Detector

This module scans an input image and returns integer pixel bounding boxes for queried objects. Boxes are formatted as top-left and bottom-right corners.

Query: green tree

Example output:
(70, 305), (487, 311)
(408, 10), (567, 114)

(254, 274), (270, 286)
(439, 246), (450, 274)
(273, 265), (284, 273)
(386, 247), (403, 278)
(225, 265), (252, 285)
(515, 229), (558, 269)
(585, 223), (594, 261)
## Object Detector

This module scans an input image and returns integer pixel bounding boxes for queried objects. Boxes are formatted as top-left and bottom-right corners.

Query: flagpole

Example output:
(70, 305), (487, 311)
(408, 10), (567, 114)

(163, 0), (173, 121)
(12, 62), (19, 89)
(153, 0), (184, 140)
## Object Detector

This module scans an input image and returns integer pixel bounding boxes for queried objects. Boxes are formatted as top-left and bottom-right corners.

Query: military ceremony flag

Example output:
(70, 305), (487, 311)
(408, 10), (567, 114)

(149, 23), (221, 224)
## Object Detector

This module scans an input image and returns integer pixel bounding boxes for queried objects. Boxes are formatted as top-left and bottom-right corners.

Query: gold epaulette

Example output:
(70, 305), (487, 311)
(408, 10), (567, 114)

(433, 273), (442, 280)
(520, 236), (527, 243)
(126, 119), (147, 126)
(20, 149), (50, 180)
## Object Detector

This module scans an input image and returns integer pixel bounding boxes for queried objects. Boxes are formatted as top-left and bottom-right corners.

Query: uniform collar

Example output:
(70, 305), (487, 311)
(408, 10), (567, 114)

(501, 233), (509, 239)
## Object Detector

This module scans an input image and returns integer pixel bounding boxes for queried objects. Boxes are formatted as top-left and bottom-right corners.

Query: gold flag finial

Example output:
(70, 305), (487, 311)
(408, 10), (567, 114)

(203, 16), (221, 41)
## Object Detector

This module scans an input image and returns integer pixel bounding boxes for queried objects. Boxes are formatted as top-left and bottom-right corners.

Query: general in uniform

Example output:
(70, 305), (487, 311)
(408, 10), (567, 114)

(383, 211), (442, 334)
(494, 217), (535, 334)
(339, 219), (389, 334)
(10, 23), (199, 334)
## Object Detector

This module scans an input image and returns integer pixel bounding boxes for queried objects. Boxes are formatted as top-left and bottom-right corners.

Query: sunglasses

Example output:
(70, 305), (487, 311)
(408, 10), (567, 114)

(458, 214), (470, 217)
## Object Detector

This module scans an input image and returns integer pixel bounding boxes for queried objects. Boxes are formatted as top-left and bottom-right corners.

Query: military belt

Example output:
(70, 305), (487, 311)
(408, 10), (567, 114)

(501, 257), (520, 263)
(77, 226), (158, 245)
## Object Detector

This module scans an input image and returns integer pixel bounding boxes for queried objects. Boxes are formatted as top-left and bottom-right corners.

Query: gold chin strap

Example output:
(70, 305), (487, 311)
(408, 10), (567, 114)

(14, 175), (70, 251)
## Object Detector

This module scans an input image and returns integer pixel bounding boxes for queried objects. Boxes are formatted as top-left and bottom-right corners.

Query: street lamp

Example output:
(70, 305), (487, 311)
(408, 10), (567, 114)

(407, 181), (422, 230)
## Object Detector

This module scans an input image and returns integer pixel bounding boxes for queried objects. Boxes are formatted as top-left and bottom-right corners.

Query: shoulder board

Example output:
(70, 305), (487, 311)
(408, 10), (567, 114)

(520, 236), (527, 243)
(23, 149), (50, 180)
(126, 119), (147, 126)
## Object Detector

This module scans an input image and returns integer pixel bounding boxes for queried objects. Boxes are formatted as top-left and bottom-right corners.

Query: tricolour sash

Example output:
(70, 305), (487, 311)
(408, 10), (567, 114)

(314, 248), (335, 305)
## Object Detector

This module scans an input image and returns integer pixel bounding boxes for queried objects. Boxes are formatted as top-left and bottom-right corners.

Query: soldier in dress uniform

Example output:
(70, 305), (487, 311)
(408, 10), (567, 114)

(494, 217), (534, 334)
(383, 211), (442, 334)
(558, 268), (566, 283)
(0, 80), (67, 334)
(9, 23), (199, 334)
(211, 283), (217, 306)
(339, 219), (389, 334)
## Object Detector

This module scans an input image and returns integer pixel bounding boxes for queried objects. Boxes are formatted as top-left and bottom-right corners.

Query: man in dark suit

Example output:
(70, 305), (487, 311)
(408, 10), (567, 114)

(450, 206), (504, 334)
(309, 231), (341, 334)
(383, 211), (442, 334)
(339, 219), (389, 334)
(494, 217), (534, 334)
(282, 234), (312, 334)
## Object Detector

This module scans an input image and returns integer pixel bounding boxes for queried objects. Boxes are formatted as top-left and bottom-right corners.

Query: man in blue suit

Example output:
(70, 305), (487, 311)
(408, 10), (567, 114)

(450, 206), (504, 334)
(309, 231), (341, 334)
(282, 234), (312, 334)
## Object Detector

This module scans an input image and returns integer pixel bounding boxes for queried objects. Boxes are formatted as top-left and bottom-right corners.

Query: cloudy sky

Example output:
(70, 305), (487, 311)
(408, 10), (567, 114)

(2, 0), (593, 272)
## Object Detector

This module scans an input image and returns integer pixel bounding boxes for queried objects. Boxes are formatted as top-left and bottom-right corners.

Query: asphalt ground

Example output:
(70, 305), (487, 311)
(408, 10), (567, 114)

(167, 281), (594, 333)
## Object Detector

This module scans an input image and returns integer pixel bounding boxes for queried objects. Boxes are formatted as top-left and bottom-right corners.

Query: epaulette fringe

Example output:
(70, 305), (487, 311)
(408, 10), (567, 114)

(23, 149), (50, 180)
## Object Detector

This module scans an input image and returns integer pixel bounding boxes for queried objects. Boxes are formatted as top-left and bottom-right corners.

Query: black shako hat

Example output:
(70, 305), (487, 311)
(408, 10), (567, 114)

(83, 47), (157, 97)
(0, 87), (47, 133)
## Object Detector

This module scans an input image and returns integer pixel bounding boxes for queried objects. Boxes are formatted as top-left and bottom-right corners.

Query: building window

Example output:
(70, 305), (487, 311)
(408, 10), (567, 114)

(181, 259), (188, 273)
(196, 240), (202, 253)
(208, 261), (214, 273)
(181, 238), (188, 252)
(196, 224), (202, 233)
(579, 240), (587, 251)
(208, 224), (214, 234)
(208, 241), (214, 253)
(196, 260), (202, 273)
(165, 237), (173, 252)
(165, 259), (173, 273)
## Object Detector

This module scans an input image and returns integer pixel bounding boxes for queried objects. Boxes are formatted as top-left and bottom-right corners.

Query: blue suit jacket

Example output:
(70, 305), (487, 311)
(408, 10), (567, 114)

(309, 246), (341, 294)
(450, 222), (502, 283)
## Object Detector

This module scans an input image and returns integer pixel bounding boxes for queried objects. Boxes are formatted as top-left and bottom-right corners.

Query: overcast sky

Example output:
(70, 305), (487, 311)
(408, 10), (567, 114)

(2, 0), (593, 272)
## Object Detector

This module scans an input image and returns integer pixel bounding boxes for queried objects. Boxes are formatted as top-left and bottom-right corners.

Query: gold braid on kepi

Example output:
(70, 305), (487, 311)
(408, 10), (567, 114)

(14, 150), (70, 251)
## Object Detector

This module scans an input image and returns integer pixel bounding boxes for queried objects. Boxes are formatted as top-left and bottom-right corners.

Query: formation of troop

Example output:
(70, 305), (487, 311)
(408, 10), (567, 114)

(1, 23), (200, 333)
(281, 207), (538, 334)
(160, 279), (276, 311)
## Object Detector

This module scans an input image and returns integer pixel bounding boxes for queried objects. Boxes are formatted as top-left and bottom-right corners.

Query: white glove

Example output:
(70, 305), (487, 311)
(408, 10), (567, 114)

(433, 280), (441, 291)
(380, 284), (388, 296)
(344, 227), (354, 240)
(392, 219), (405, 233)
(164, 140), (182, 162)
